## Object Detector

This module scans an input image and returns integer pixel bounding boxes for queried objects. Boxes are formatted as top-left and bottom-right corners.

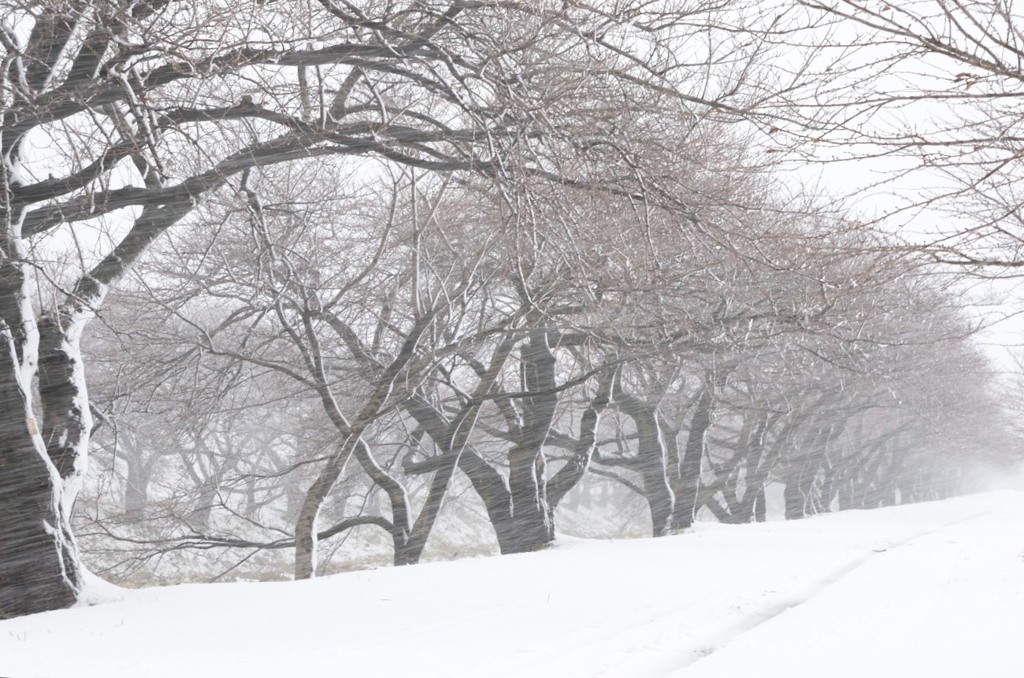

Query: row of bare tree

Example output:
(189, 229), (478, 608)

(73, 164), (1012, 583)
(2, 0), (1022, 615)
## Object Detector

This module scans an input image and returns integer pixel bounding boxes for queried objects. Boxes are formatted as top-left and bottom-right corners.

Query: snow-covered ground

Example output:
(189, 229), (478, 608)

(3, 491), (1023, 677)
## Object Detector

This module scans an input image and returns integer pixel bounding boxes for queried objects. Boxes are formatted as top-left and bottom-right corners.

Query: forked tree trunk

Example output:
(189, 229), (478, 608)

(0, 262), (82, 618)
(450, 329), (570, 556)
(293, 305), (441, 578)
(395, 336), (519, 566)
(1, 11), (158, 614)
(1, 120), (87, 614)
(394, 460), (454, 566)
(405, 330), (612, 557)
(1, 119), (194, 615)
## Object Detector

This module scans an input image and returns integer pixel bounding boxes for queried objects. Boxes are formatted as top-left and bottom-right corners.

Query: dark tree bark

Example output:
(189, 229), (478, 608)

(406, 333), (614, 555)
(672, 384), (715, 531)
(404, 397), (516, 554)
(613, 384), (675, 536)
(0, 289), (79, 616)
(784, 423), (842, 520)
(731, 411), (771, 523)
(0, 116), (82, 615)
(294, 305), (440, 578)
(503, 329), (559, 552)
(547, 366), (615, 510)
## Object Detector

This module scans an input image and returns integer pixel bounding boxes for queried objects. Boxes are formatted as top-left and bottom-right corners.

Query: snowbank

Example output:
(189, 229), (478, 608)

(2, 491), (1022, 677)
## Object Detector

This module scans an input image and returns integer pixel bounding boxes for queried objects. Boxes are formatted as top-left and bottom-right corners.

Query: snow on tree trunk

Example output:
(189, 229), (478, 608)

(1, 118), (189, 613)
(0, 261), (82, 617)
(618, 397), (674, 538)
(672, 385), (714, 531)
(0, 128), (85, 616)
(38, 302), (96, 501)
(294, 452), (352, 580)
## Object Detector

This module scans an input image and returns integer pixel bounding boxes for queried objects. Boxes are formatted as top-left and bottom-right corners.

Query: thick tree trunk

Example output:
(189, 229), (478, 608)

(505, 444), (555, 552)
(732, 485), (759, 523)
(503, 330), (559, 552)
(405, 328), (596, 556)
(404, 397), (518, 555)
(0, 11), (111, 613)
(730, 412), (771, 523)
(1, 115), (80, 616)
(0, 264), (81, 617)
(125, 463), (151, 515)
(613, 380), (675, 536)
(672, 385), (714, 530)
(783, 472), (807, 520)
(0, 178), (192, 618)
(37, 312), (93, 492)
(0, 414), (78, 618)
(394, 334), (519, 566)
(635, 408), (675, 536)
(189, 482), (219, 532)
(454, 447), (515, 551)
(0, 387), (79, 617)
(784, 424), (833, 520)
(784, 450), (818, 520)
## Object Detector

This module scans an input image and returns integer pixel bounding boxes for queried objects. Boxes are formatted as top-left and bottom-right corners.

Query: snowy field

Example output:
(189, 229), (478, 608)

(2, 491), (1023, 678)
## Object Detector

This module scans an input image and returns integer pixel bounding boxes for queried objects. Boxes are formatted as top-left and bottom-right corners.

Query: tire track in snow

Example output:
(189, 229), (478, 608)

(486, 562), (797, 678)
(663, 509), (997, 674)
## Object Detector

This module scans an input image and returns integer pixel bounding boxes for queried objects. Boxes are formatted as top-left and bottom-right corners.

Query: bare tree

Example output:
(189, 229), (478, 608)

(1, 0), (781, 615)
(784, 1), (1024, 267)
